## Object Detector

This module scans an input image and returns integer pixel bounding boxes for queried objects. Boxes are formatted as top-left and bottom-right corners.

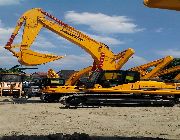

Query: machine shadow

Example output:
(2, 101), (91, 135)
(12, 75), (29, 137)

(0, 133), (166, 140)
(0, 97), (44, 104)
(59, 103), (175, 109)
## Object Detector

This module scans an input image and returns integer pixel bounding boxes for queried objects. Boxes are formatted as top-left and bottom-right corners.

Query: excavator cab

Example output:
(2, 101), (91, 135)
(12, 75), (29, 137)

(41, 78), (65, 88)
(86, 70), (140, 88)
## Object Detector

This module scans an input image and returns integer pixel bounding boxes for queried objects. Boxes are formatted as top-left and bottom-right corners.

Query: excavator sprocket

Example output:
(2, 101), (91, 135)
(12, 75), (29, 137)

(16, 49), (63, 66)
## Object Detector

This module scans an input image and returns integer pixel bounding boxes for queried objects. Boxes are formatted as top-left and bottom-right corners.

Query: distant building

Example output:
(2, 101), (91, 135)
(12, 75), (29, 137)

(31, 72), (47, 79)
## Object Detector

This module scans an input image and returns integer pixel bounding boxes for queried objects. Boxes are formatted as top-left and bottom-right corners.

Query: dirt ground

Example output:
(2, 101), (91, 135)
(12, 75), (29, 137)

(0, 97), (180, 140)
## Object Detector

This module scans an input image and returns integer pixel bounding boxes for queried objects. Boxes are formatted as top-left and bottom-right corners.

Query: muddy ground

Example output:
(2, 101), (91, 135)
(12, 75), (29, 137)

(0, 97), (180, 140)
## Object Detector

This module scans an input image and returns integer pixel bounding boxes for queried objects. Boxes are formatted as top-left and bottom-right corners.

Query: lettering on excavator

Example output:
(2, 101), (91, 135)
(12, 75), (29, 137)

(60, 28), (84, 41)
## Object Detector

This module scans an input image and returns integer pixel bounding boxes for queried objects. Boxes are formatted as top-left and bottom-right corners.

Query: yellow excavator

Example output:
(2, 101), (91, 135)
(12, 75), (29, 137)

(5, 8), (180, 106)
(5, 8), (135, 102)
(41, 51), (134, 102)
(41, 59), (180, 104)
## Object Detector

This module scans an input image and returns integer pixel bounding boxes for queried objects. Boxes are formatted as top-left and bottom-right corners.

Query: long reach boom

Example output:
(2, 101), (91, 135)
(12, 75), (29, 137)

(5, 8), (134, 70)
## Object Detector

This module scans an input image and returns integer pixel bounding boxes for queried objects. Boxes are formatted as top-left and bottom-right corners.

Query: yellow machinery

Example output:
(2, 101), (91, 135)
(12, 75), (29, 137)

(47, 69), (60, 78)
(144, 0), (180, 11)
(175, 73), (180, 80)
(65, 66), (92, 86)
(154, 65), (180, 80)
(5, 8), (134, 70)
(61, 69), (180, 107)
(128, 56), (180, 82)
(129, 56), (174, 79)
(5, 8), (180, 106)
(5, 8), (136, 102)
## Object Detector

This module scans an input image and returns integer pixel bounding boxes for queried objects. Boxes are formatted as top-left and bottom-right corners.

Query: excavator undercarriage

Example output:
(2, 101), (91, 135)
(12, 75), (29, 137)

(41, 69), (180, 106)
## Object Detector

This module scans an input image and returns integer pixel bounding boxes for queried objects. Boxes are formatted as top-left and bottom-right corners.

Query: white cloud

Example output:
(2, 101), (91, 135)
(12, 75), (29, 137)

(0, 0), (22, 6)
(0, 20), (18, 68)
(33, 35), (57, 49)
(0, 28), (14, 43)
(122, 55), (148, 69)
(87, 34), (124, 46)
(0, 47), (19, 68)
(155, 28), (163, 33)
(157, 49), (180, 58)
(0, 27), (14, 46)
(65, 11), (144, 34)
(33, 54), (93, 72)
(51, 54), (92, 69)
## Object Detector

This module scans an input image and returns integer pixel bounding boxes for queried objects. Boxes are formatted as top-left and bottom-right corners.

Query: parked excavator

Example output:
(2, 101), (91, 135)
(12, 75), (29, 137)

(62, 1), (180, 107)
(60, 57), (180, 107)
(5, 8), (135, 102)
(39, 56), (179, 103)
(41, 56), (180, 104)
(5, 8), (180, 106)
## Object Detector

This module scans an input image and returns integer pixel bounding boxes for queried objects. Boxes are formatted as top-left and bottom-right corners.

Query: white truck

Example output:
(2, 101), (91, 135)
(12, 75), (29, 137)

(0, 73), (24, 98)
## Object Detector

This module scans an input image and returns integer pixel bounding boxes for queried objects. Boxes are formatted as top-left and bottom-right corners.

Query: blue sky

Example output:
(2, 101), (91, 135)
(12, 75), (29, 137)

(0, 0), (179, 73)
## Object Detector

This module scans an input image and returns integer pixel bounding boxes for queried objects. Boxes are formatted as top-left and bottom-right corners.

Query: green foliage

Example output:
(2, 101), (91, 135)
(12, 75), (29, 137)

(0, 65), (38, 74)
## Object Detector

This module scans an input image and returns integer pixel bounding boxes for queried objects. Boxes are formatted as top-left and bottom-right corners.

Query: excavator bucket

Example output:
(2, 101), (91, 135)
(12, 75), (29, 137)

(16, 49), (63, 66)
(144, 0), (180, 11)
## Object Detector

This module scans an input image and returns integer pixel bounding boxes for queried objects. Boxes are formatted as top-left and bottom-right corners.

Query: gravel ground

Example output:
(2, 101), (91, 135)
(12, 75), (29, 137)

(0, 97), (180, 139)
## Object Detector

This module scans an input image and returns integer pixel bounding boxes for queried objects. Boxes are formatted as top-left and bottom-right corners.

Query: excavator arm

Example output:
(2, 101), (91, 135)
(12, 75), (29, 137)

(5, 9), (63, 66)
(129, 56), (174, 79)
(65, 66), (92, 86)
(5, 8), (134, 70)
(175, 73), (180, 80)
(47, 69), (60, 78)
(153, 65), (180, 78)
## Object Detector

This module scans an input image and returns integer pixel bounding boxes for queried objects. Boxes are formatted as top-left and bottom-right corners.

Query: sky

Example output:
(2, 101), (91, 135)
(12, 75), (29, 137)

(0, 0), (180, 73)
